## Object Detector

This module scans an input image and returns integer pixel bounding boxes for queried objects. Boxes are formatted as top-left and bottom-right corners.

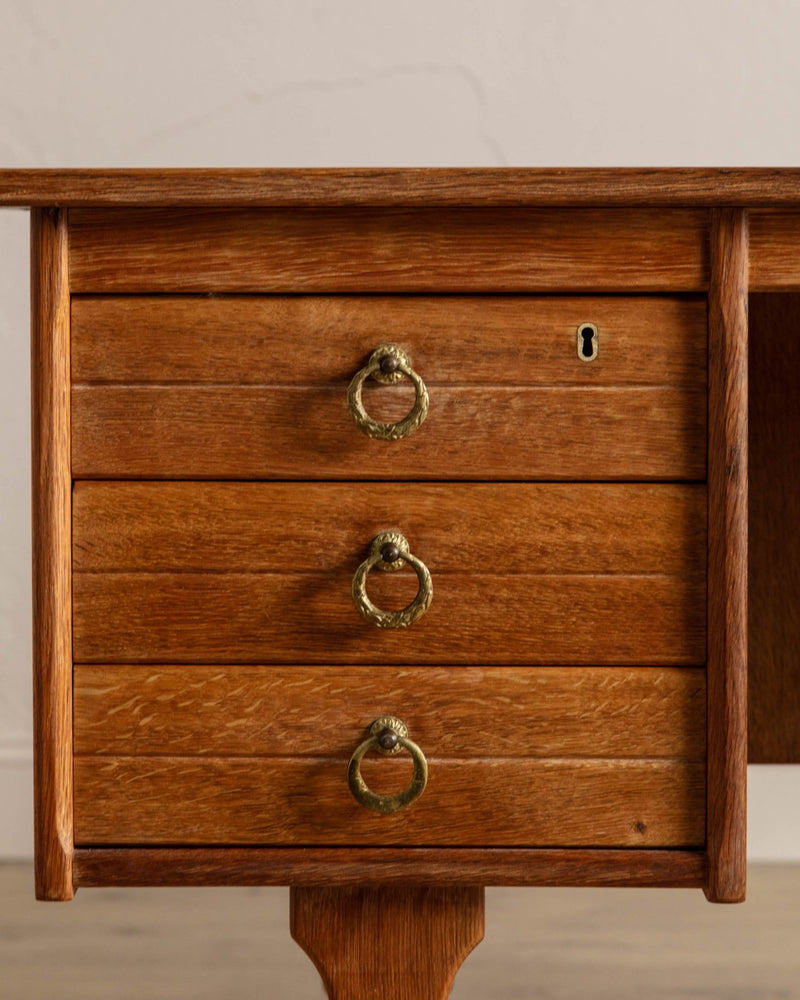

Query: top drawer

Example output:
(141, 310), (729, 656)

(71, 295), (707, 480)
(67, 207), (708, 293)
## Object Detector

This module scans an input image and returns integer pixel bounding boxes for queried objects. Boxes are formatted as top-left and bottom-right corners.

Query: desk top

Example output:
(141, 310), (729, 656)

(3, 167), (800, 207)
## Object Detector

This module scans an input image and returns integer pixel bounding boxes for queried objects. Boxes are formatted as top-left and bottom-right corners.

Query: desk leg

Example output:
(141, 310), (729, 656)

(290, 886), (484, 1000)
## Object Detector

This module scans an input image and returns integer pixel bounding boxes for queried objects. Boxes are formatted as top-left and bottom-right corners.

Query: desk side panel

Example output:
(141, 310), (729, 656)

(748, 294), (800, 762)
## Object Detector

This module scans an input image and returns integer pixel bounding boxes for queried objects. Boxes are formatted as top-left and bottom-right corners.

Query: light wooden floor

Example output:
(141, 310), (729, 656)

(1, 863), (798, 999)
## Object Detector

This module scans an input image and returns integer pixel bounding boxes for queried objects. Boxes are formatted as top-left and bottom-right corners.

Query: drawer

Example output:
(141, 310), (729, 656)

(67, 207), (709, 293)
(73, 665), (706, 848)
(72, 482), (707, 665)
(71, 295), (707, 480)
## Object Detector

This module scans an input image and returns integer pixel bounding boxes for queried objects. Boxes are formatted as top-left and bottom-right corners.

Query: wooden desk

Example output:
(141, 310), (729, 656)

(3, 168), (796, 999)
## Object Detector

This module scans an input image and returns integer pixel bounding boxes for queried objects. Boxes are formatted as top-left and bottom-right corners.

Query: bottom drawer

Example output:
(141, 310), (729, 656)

(73, 665), (706, 848)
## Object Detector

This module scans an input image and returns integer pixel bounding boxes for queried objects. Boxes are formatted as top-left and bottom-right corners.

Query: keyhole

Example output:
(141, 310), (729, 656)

(577, 323), (598, 362)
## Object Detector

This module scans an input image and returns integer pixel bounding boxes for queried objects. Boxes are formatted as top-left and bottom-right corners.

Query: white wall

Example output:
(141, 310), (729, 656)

(2, 0), (799, 860)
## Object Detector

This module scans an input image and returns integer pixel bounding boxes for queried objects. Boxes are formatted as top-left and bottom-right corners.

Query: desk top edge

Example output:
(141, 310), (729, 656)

(5, 167), (800, 207)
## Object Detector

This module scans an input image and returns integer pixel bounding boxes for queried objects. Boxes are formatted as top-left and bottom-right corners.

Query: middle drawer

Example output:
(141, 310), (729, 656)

(70, 295), (707, 480)
(72, 482), (706, 665)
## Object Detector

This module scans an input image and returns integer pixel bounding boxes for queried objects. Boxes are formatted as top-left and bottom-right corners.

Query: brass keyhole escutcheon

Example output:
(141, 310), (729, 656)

(347, 716), (428, 814)
(577, 323), (598, 362)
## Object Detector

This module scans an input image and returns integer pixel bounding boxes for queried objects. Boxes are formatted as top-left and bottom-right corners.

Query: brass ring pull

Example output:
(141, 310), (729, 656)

(347, 716), (428, 814)
(347, 344), (429, 440)
(351, 531), (433, 629)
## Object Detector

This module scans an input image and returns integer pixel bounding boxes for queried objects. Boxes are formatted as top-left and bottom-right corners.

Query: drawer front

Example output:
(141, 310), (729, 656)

(73, 758), (706, 848)
(68, 207), (709, 293)
(73, 665), (706, 848)
(74, 665), (706, 760)
(72, 482), (707, 665)
(72, 295), (706, 385)
(71, 296), (707, 480)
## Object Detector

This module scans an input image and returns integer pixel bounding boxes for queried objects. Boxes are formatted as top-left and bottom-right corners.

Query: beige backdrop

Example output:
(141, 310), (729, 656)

(1, 0), (798, 859)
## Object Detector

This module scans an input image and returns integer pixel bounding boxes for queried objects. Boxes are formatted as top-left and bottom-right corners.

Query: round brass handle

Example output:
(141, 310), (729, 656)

(347, 344), (429, 440)
(347, 716), (428, 814)
(351, 531), (433, 629)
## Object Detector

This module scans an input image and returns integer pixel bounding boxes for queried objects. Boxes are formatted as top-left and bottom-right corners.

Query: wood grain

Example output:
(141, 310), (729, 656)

(71, 385), (707, 480)
(72, 572), (706, 665)
(1, 167), (800, 206)
(67, 208), (709, 293)
(30, 208), (73, 901)
(290, 886), (484, 1000)
(73, 665), (707, 761)
(71, 294), (708, 387)
(750, 211), (800, 290)
(706, 209), (748, 903)
(748, 294), (800, 762)
(72, 846), (708, 888)
(72, 482), (707, 575)
(73, 757), (705, 847)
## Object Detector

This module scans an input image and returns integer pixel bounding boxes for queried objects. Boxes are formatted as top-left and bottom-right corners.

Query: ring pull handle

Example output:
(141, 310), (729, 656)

(347, 716), (428, 814)
(347, 344), (429, 440)
(351, 531), (433, 629)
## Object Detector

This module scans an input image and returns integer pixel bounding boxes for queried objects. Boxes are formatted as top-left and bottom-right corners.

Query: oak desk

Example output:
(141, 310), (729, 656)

(3, 168), (797, 999)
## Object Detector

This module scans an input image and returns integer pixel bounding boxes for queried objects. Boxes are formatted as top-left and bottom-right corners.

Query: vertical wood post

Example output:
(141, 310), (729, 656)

(290, 886), (484, 1000)
(31, 208), (73, 900)
(706, 208), (748, 903)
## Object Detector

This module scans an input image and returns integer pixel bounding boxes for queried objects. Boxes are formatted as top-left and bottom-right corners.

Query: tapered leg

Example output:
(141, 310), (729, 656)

(290, 886), (484, 1000)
